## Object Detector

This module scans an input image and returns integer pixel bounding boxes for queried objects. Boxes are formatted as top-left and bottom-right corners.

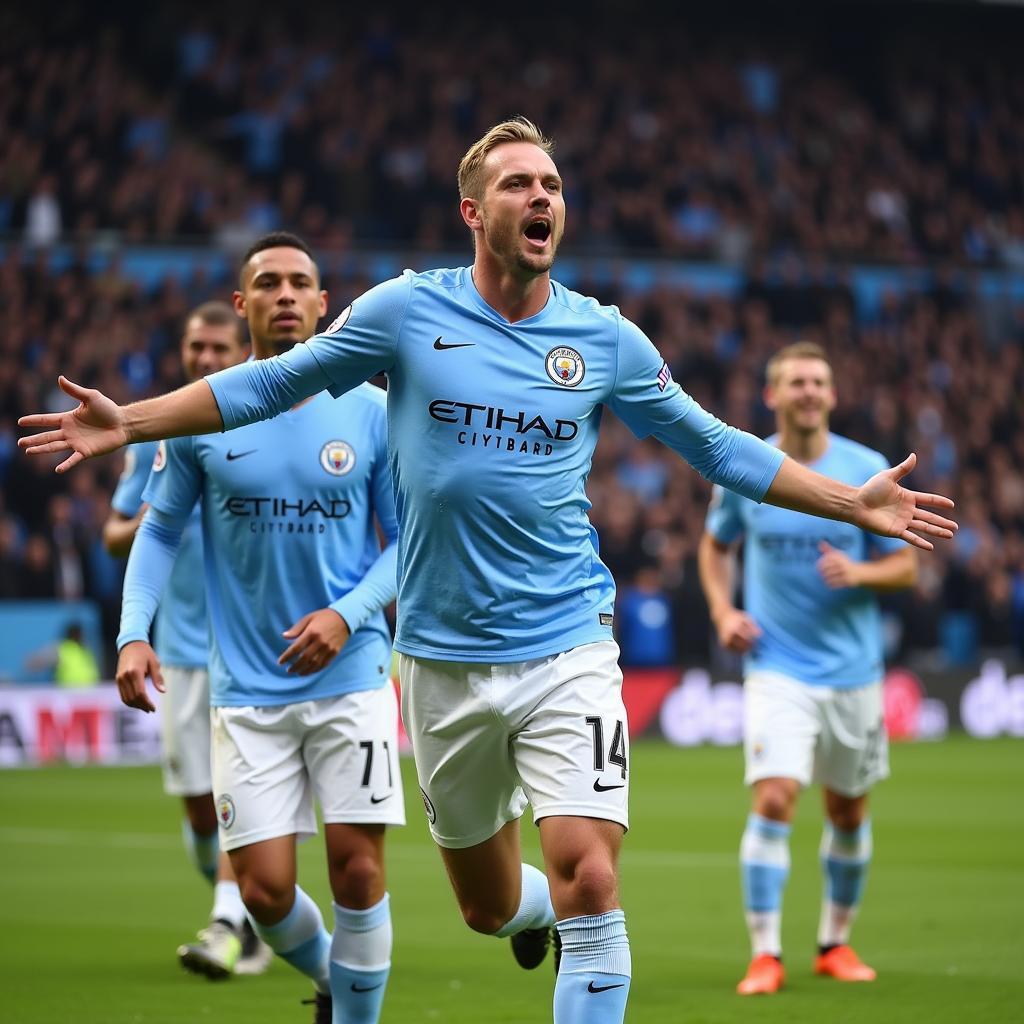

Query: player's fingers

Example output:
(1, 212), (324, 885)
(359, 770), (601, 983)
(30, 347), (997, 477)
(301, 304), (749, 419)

(150, 661), (165, 692)
(56, 451), (84, 473)
(818, 540), (834, 554)
(889, 452), (917, 480)
(911, 502), (957, 526)
(18, 435), (70, 452)
(282, 612), (313, 638)
(17, 417), (64, 433)
(908, 517), (954, 539)
(900, 529), (934, 552)
(58, 376), (92, 401)
(278, 631), (312, 665)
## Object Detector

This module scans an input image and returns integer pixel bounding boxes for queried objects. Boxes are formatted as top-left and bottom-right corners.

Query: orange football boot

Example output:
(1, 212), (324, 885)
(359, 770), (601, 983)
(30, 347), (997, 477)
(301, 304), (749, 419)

(814, 944), (877, 981)
(736, 954), (785, 995)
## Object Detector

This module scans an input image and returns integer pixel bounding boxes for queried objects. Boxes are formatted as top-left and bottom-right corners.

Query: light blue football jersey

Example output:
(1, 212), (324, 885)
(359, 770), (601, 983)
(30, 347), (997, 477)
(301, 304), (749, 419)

(208, 267), (785, 663)
(137, 385), (397, 707)
(111, 440), (207, 667)
(706, 433), (906, 687)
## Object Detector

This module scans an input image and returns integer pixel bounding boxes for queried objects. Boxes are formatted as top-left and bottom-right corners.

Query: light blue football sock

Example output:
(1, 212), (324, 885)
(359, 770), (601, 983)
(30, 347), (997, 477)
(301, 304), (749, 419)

(181, 820), (219, 885)
(251, 886), (330, 992)
(740, 813), (791, 956)
(495, 863), (556, 937)
(818, 819), (873, 947)
(553, 911), (631, 1024)
(329, 895), (393, 1024)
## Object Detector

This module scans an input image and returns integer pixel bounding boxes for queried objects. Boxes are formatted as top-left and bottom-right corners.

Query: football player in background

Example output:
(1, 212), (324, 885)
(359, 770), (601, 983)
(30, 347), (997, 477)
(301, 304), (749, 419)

(699, 341), (917, 995)
(115, 234), (403, 1024)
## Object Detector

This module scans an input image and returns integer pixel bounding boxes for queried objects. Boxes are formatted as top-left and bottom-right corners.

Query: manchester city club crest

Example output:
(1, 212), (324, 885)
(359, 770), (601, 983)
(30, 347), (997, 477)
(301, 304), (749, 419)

(217, 794), (235, 829)
(320, 439), (356, 476)
(545, 346), (586, 387)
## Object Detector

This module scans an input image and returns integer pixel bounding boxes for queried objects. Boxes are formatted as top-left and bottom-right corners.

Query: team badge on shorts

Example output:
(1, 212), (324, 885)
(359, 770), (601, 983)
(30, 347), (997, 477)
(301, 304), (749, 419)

(152, 440), (167, 472)
(217, 794), (236, 829)
(320, 440), (356, 476)
(419, 787), (437, 825)
(545, 346), (585, 387)
(324, 304), (352, 335)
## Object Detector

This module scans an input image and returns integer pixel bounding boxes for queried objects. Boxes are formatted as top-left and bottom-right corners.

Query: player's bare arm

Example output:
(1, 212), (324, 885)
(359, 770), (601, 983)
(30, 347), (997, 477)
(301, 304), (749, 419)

(18, 375), (223, 473)
(102, 507), (148, 558)
(115, 640), (165, 714)
(697, 532), (763, 654)
(816, 542), (918, 591)
(765, 453), (956, 551)
(278, 608), (352, 676)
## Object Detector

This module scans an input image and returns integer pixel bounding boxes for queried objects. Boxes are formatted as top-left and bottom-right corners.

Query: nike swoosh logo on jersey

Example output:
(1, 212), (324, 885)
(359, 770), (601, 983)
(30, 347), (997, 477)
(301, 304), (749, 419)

(369, 792), (393, 804)
(593, 780), (625, 792)
(226, 449), (257, 461)
(433, 337), (475, 350)
(351, 982), (384, 992)
(588, 981), (625, 993)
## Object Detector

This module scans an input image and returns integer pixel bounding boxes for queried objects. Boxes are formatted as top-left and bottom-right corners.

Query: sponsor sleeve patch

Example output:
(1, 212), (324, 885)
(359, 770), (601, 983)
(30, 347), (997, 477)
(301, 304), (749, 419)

(324, 304), (352, 336)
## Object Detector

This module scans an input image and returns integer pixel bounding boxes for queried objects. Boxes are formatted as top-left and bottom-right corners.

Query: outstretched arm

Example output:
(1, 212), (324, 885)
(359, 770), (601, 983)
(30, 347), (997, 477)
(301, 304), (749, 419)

(19, 376), (222, 473)
(766, 453), (955, 552)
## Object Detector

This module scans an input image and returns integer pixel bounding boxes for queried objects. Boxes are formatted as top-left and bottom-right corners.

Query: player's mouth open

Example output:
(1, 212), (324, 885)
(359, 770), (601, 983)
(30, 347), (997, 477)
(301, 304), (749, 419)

(523, 220), (551, 247)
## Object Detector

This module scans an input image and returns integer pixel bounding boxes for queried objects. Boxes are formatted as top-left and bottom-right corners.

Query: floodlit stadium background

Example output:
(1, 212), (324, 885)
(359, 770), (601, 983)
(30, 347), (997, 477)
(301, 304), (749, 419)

(0, 4), (1022, 1019)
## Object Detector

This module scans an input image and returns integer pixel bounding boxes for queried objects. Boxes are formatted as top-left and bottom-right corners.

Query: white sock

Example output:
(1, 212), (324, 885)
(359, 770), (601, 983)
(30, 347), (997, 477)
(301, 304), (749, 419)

(331, 894), (393, 970)
(212, 880), (247, 931)
(495, 863), (555, 938)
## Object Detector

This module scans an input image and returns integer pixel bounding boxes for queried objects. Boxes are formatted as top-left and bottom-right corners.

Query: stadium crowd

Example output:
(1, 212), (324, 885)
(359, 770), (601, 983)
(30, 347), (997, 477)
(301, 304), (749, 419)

(4, 8), (1024, 266)
(2, 4), (1024, 671)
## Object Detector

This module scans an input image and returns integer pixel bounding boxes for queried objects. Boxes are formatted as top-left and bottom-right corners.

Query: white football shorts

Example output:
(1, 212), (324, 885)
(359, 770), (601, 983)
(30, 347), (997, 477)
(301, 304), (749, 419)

(160, 665), (212, 798)
(399, 640), (629, 850)
(743, 670), (890, 797)
(211, 684), (405, 852)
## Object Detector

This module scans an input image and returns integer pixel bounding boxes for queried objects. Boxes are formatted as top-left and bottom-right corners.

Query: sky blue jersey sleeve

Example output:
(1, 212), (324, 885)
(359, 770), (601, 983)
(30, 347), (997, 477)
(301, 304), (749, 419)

(608, 317), (785, 502)
(207, 274), (410, 430)
(109, 440), (159, 517)
(328, 410), (399, 633)
(116, 507), (190, 650)
(705, 484), (747, 544)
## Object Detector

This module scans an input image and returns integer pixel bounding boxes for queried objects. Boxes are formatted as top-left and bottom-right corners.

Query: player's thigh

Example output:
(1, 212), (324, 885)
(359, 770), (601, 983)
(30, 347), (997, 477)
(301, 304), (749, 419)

(512, 641), (630, 831)
(211, 703), (315, 851)
(743, 670), (822, 788)
(817, 680), (889, 797)
(303, 686), (406, 827)
(160, 665), (212, 797)
(398, 653), (526, 850)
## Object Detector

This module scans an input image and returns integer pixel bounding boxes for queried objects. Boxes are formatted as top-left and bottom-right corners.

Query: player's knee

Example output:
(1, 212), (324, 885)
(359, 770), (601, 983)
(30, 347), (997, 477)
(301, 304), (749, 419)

(828, 803), (865, 832)
(754, 782), (796, 822)
(238, 875), (293, 924)
(458, 901), (510, 936)
(554, 854), (618, 914)
(330, 851), (383, 907)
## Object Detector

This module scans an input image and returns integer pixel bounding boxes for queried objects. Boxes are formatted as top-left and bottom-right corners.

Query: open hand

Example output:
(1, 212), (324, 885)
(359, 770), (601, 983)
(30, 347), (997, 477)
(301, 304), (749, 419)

(854, 453), (956, 551)
(18, 376), (128, 473)
(115, 640), (165, 713)
(279, 608), (351, 675)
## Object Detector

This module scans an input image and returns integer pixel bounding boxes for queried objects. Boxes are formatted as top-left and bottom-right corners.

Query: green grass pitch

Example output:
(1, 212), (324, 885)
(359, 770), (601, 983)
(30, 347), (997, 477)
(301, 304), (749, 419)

(1, 737), (1020, 1023)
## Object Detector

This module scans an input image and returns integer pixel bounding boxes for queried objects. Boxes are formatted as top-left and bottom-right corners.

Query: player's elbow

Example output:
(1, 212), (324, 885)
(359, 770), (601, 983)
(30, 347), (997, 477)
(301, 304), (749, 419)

(102, 519), (132, 558)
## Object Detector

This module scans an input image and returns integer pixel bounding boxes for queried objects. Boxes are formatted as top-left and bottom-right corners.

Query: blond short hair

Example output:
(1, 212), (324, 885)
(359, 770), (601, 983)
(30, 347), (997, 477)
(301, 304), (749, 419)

(766, 341), (832, 386)
(457, 118), (554, 199)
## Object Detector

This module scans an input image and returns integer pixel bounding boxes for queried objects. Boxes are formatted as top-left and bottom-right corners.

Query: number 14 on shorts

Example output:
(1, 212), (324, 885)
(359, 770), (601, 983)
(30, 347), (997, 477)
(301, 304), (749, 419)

(587, 716), (627, 783)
